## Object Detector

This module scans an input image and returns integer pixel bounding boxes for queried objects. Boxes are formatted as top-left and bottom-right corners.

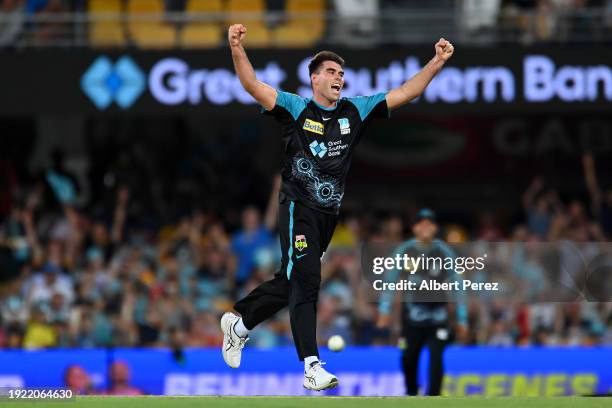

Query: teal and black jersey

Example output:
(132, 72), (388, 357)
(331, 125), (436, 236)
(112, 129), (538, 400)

(264, 91), (389, 214)
(379, 239), (468, 327)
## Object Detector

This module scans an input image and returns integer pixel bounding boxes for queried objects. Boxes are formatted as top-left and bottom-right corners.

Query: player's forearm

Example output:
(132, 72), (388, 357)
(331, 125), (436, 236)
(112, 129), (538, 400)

(231, 45), (258, 93)
(412, 55), (446, 93)
(401, 56), (445, 101)
(230, 44), (276, 110)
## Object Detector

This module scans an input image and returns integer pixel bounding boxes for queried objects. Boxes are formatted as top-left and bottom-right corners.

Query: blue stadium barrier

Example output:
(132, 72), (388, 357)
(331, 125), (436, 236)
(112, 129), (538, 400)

(0, 347), (610, 396)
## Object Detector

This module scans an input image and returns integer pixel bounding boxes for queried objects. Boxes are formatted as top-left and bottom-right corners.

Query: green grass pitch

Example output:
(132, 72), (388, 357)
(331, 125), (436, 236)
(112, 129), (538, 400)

(9, 396), (612, 408)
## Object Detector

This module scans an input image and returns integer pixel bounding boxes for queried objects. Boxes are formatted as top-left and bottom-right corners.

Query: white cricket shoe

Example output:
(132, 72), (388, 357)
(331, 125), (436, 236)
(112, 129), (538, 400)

(303, 361), (338, 391)
(220, 312), (248, 368)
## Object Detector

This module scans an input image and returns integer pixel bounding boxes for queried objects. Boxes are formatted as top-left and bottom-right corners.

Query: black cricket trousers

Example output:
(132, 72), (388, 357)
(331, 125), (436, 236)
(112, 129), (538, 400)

(234, 198), (337, 361)
(402, 324), (448, 396)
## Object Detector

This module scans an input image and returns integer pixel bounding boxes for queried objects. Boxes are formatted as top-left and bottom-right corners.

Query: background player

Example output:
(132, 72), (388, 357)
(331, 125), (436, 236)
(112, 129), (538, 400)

(377, 209), (467, 396)
(221, 23), (455, 391)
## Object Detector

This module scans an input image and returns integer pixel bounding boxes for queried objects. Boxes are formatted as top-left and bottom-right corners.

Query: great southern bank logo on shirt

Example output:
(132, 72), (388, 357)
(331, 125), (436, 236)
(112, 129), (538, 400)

(303, 119), (324, 135)
(309, 141), (328, 158)
(81, 56), (146, 109)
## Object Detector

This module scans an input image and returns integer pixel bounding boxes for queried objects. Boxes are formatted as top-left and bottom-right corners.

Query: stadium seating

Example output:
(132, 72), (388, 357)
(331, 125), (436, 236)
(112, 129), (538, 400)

(88, 0), (125, 47)
(180, 0), (223, 48)
(127, 0), (177, 48)
(227, 0), (271, 47)
(87, 0), (327, 49)
(273, 0), (325, 47)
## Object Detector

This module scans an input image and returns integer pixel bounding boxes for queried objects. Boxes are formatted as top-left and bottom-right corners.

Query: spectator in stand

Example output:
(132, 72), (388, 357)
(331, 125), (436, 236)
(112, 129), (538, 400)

(0, 0), (25, 46)
(1, 139), (612, 352)
(583, 153), (612, 238)
(522, 177), (562, 238)
(461, 0), (502, 43)
(25, 0), (70, 44)
(1, 278), (28, 325)
(27, 260), (75, 307)
(333, 0), (379, 43)
(25, 0), (64, 14)
(3, 322), (25, 348)
(22, 305), (56, 348)
(317, 294), (352, 346)
(230, 175), (280, 287)
(605, 0), (612, 34)
(44, 291), (70, 323)
(476, 212), (504, 241)
(488, 320), (515, 346)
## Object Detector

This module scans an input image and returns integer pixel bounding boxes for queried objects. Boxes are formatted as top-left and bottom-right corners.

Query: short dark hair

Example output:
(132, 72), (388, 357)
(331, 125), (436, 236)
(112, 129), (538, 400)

(308, 51), (345, 76)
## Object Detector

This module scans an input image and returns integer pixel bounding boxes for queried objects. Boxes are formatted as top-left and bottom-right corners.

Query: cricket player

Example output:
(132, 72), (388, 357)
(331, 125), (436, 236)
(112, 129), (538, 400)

(377, 209), (468, 396)
(221, 23), (455, 391)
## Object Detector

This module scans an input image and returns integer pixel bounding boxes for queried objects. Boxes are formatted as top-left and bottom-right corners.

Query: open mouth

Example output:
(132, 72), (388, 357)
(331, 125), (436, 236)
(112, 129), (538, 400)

(331, 84), (341, 93)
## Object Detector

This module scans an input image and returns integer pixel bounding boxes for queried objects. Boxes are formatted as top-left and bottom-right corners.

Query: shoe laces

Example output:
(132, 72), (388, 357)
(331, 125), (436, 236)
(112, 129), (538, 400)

(309, 360), (326, 373)
(228, 321), (249, 350)
(237, 336), (249, 350)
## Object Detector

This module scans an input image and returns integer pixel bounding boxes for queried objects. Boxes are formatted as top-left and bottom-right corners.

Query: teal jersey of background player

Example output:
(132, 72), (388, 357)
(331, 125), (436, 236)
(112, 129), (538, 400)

(378, 238), (468, 327)
(263, 91), (389, 215)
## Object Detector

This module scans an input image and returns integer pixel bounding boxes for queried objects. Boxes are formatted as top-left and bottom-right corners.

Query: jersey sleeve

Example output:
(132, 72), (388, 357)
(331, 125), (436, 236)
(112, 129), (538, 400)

(262, 90), (307, 122)
(347, 92), (390, 122)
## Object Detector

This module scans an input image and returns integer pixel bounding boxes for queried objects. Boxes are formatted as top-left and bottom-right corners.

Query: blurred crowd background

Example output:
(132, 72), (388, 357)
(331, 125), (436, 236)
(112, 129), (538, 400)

(1, 0), (612, 48)
(1, 146), (611, 350)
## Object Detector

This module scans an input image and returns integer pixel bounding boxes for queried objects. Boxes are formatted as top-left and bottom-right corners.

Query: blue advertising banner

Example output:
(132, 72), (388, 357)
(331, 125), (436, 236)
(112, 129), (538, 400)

(1, 48), (612, 115)
(0, 347), (610, 396)
(0, 349), (107, 389)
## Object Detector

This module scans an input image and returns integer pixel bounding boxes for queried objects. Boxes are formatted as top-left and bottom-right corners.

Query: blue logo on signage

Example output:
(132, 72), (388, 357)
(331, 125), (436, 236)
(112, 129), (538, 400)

(81, 56), (145, 109)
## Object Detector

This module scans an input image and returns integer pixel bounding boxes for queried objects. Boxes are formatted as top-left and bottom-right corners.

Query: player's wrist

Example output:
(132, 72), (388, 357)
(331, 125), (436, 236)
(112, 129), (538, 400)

(432, 54), (446, 65)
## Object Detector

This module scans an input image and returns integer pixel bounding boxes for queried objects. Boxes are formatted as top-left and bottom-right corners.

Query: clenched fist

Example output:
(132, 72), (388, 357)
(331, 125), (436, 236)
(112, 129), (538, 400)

(228, 24), (246, 48)
(435, 38), (454, 62)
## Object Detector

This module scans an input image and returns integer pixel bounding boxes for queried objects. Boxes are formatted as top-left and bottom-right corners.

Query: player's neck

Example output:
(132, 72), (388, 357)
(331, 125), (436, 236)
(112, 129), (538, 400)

(311, 94), (337, 109)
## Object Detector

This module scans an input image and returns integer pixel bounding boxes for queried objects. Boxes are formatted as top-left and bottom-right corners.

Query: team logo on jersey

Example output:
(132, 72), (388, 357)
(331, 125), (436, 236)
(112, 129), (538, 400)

(295, 235), (308, 251)
(338, 118), (350, 135)
(303, 119), (324, 135)
(309, 140), (328, 158)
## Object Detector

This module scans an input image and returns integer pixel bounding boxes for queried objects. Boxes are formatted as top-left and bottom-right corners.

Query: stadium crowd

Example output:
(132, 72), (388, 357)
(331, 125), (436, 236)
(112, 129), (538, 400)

(1, 0), (612, 47)
(1, 145), (611, 351)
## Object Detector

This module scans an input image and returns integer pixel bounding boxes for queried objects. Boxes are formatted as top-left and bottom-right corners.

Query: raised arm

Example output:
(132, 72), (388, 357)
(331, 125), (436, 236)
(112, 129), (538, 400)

(111, 186), (129, 244)
(522, 177), (543, 211)
(263, 174), (281, 231)
(229, 24), (277, 111)
(582, 153), (602, 216)
(385, 38), (454, 111)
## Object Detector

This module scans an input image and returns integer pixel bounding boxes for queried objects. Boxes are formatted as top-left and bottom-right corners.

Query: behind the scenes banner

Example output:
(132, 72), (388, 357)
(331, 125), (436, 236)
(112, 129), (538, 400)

(0, 348), (610, 396)
(0, 47), (611, 115)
